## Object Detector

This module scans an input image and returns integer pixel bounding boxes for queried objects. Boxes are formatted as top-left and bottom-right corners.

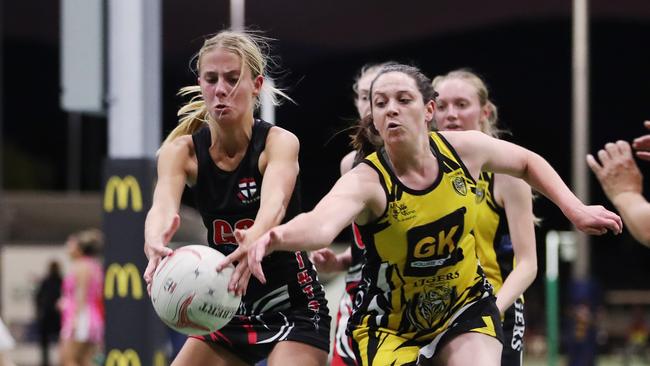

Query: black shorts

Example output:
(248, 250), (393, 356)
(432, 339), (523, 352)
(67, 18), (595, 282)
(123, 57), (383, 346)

(191, 250), (331, 364)
(417, 294), (504, 364)
(351, 294), (503, 366)
(501, 297), (525, 366)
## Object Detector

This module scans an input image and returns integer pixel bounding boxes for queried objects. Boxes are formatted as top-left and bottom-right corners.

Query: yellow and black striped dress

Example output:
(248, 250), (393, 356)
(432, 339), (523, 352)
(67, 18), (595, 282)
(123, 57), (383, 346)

(474, 171), (514, 296)
(475, 171), (526, 365)
(349, 132), (496, 365)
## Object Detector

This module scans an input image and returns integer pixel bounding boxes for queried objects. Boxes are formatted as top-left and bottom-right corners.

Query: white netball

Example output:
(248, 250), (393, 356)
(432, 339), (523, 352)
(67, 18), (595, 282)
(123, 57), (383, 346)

(151, 244), (241, 335)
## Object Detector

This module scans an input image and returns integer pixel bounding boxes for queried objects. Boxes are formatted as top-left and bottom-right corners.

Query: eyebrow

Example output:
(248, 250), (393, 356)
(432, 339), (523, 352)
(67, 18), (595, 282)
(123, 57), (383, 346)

(373, 89), (415, 97)
(202, 69), (241, 76)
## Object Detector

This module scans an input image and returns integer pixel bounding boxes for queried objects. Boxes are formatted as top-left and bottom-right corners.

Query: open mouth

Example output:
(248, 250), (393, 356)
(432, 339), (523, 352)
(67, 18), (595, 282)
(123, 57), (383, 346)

(387, 122), (401, 130)
(442, 124), (462, 131)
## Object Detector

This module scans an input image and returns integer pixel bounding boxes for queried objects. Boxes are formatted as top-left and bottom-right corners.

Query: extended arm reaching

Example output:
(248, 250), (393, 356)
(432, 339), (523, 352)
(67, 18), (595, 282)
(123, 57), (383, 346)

(445, 130), (623, 235)
(143, 137), (191, 292)
(221, 163), (382, 284)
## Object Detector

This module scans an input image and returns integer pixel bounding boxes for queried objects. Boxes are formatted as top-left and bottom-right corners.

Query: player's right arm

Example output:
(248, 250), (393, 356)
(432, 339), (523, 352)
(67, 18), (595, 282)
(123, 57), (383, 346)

(242, 163), (384, 283)
(444, 130), (622, 235)
(310, 151), (358, 273)
(143, 136), (195, 290)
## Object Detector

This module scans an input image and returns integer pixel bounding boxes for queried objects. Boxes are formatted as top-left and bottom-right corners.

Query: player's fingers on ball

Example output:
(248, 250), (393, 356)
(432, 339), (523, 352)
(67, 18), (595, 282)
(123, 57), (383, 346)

(239, 268), (251, 297)
(143, 263), (153, 281)
(217, 248), (241, 271)
(234, 262), (249, 289)
(228, 265), (244, 292)
(144, 258), (160, 282)
(233, 260), (248, 282)
(154, 246), (172, 257)
(229, 269), (241, 289)
(252, 264), (266, 284)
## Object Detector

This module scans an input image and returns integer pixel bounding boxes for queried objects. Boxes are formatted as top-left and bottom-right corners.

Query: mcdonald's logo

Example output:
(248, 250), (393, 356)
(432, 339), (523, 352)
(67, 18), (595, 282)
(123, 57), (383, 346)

(153, 350), (166, 366)
(105, 263), (143, 300)
(105, 349), (141, 366)
(104, 175), (143, 212)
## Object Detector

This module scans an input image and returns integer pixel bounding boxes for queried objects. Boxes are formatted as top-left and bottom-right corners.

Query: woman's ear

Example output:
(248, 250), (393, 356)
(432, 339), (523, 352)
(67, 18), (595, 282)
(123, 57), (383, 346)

(480, 104), (492, 127)
(424, 100), (435, 126)
(252, 75), (264, 96)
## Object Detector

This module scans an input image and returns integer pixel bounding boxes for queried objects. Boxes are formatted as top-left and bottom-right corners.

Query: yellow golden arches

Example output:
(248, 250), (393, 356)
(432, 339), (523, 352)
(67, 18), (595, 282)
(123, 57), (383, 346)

(104, 175), (143, 212)
(104, 263), (143, 300)
(153, 350), (167, 366)
(105, 349), (141, 366)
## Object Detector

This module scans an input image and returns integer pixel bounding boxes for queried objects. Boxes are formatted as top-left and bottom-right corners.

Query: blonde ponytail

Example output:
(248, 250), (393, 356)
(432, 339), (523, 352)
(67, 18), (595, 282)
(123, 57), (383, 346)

(161, 86), (210, 147)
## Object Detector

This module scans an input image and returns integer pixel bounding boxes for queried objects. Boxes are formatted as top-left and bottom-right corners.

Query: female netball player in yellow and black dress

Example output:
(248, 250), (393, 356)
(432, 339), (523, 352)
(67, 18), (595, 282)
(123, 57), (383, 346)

(222, 64), (622, 366)
(433, 69), (536, 366)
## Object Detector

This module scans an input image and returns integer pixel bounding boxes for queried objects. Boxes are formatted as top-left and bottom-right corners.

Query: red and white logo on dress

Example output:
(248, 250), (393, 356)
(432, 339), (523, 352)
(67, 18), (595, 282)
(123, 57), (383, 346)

(237, 177), (259, 204)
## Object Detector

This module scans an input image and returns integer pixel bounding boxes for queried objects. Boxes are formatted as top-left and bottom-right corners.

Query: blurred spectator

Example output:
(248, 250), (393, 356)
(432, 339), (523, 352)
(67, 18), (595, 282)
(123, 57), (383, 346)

(35, 260), (62, 366)
(58, 229), (105, 366)
(566, 281), (603, 366)
(567, 302), (598, 366)
(623, 306), (649, 366)
(0, 317), (16, 366)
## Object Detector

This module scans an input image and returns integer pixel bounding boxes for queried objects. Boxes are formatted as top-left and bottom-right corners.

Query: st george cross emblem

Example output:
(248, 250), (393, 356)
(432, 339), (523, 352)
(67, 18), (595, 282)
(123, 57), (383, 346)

(237, 177), (258, 204)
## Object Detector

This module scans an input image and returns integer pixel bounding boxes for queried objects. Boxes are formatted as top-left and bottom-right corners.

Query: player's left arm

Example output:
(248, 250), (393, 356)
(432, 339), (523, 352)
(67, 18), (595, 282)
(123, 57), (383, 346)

(493, 174), (537, 314)
(446, 130), (622, 235)
(248, 126), (300, 239)
(225, 127), (299, 295)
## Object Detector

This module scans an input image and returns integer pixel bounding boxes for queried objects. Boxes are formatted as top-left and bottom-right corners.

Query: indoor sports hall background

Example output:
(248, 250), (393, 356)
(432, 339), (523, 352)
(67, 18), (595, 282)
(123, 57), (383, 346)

(1, 0), (649, 365)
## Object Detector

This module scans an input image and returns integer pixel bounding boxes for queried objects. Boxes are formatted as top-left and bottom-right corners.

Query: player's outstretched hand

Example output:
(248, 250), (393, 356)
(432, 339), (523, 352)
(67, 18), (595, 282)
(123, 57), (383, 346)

(215, 230), (246, 296)
(215, 229), (252, 297)
(143, 214), (179, 295)
(247, 229), (282, 285)
(565, 204), (623, 235)
(587, 140), (643, 204)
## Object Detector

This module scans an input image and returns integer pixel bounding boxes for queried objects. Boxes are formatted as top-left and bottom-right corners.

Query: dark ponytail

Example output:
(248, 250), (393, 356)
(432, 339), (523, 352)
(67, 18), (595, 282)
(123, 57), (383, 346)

(350, 114), (383, 161)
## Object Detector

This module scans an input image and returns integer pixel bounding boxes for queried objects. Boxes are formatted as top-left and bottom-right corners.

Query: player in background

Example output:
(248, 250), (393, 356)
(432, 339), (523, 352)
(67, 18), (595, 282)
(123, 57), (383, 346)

(433, 69), (537, 366)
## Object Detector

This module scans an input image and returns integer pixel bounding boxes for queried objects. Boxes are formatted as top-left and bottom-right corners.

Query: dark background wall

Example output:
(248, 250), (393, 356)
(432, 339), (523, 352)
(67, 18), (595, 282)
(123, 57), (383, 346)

(3, 1), (650, 334)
